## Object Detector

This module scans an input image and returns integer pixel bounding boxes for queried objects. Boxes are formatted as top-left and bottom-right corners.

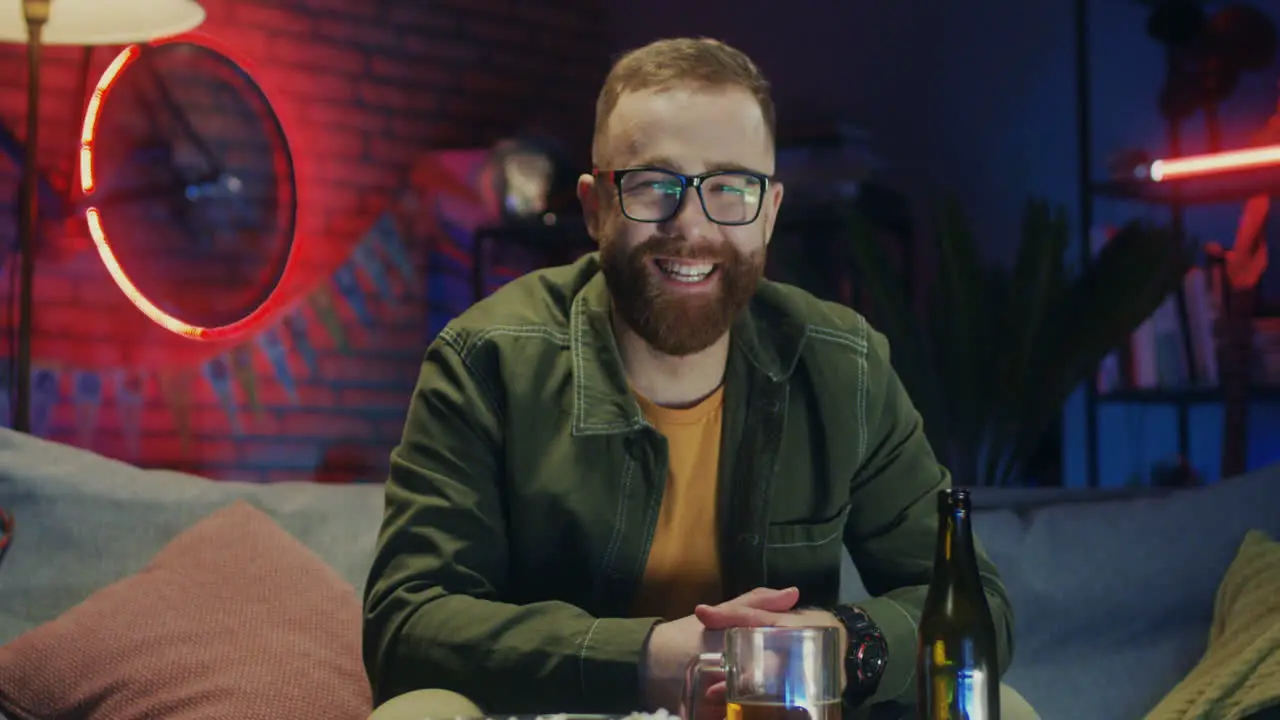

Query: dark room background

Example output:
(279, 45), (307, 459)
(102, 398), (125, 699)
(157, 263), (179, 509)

(615, 0), (1280, 487)
(0, 0), (1276, 486)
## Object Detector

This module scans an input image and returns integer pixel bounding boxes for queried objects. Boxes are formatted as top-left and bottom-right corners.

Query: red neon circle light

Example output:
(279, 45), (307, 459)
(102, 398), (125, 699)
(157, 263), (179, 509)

(79, 36), (298, 342)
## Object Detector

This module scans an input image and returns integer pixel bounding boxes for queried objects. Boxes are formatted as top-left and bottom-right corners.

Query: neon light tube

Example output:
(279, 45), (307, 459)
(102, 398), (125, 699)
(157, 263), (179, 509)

(1149, 143), (1280, 182)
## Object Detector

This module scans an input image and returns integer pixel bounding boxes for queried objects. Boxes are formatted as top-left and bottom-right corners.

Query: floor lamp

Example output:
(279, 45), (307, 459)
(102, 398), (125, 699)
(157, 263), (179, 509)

(0, 0), (206, 432)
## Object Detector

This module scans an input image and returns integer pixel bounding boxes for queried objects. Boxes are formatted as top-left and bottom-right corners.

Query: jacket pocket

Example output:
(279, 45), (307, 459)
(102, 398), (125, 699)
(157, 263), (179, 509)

(764, 505), (849, 605)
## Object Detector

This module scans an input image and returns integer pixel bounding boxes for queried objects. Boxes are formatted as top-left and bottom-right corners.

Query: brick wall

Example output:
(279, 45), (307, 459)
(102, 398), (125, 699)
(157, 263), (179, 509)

(0, 0), (609, 482)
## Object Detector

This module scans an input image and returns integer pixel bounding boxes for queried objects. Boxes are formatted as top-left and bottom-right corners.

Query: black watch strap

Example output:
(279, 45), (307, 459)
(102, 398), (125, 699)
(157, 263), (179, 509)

(830, 603), (889, 706)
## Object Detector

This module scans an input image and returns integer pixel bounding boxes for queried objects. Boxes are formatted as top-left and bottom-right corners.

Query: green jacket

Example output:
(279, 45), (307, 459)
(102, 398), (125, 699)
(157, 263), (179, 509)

(363, 253), (1014, 714)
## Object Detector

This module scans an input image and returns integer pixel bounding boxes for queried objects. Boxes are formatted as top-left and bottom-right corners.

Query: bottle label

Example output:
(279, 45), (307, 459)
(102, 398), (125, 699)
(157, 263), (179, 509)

(923, 666), (994, 719)
(955, 669), (993, 720)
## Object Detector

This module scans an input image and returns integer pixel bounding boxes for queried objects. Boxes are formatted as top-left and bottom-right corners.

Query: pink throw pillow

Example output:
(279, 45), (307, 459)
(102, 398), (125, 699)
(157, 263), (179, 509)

(0, 501), (373, 720)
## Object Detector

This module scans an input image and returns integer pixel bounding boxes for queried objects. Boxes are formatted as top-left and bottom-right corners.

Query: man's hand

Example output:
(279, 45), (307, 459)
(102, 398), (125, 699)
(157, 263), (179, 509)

(640, 587), (800, 712)
(695, 604), (843, 638)
(695, 604), (849, 689)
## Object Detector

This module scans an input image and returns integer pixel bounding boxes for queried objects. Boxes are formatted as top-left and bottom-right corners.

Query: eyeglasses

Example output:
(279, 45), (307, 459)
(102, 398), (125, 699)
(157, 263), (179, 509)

(594, 167), (771, 226)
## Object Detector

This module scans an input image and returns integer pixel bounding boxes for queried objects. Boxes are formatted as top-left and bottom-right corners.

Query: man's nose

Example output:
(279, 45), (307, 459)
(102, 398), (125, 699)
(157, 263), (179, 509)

(661, 188), (715, 241)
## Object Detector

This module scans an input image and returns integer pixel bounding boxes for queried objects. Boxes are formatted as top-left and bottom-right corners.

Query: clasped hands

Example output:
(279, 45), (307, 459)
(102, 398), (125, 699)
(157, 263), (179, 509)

(640, 587), (846, 715)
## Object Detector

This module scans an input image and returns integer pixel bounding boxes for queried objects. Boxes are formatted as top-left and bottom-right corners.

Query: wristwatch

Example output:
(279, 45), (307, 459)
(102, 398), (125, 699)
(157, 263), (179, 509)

(830, 603), (889, 706)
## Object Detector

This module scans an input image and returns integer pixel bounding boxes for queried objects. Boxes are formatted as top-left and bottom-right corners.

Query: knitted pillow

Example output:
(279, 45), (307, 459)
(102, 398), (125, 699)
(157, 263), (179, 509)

(1144, 530), (1280, 720)
(0, 501), (373, 720)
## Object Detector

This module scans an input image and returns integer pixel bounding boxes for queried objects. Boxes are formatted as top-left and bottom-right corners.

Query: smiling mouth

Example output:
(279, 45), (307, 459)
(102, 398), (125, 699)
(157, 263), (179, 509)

(653, 258), (719, 283)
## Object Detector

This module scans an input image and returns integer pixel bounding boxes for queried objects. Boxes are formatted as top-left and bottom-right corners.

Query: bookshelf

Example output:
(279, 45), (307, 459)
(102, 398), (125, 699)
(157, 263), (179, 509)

(1075, 0), (1280, 486)
(1098, 385), (1280, 404)
(1094, 168), (1280, 206)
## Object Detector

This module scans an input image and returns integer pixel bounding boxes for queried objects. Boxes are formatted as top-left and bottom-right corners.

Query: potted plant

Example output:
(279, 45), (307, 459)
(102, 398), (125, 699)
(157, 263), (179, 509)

(845, 197), (1190, 486)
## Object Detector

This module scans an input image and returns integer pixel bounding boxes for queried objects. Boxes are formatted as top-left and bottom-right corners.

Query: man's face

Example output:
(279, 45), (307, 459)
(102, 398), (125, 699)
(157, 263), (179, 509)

(580, 84), (784, 357)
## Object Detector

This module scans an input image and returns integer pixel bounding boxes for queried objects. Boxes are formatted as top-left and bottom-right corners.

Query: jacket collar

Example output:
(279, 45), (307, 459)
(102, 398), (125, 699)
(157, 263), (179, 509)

(568, 266), (807, 436)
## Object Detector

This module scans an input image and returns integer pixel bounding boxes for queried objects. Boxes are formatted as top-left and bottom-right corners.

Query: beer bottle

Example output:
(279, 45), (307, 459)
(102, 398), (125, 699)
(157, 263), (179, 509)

(916, 488), (1000, 720)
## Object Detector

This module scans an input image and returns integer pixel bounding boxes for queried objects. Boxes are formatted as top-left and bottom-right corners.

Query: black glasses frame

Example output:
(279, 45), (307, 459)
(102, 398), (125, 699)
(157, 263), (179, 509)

(593, 166), (772, 226)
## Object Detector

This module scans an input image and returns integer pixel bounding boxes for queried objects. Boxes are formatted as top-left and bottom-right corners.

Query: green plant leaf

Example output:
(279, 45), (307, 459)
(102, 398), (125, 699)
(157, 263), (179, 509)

(1000, 220), (1190, 483)
(935, 199), (988, 395)
(982, 199), (1069, 484)
(842, 207), (946, 454)
(928, 199), (1000, 482)
(842, 195), (1187, 487)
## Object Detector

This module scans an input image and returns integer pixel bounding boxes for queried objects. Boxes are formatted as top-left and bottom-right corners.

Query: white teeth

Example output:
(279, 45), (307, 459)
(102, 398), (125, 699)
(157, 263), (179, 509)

(656, 259), (715, 282)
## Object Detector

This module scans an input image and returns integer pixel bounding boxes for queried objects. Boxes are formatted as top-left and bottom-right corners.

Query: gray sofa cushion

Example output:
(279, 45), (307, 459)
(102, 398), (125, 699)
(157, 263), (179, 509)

(2, 425), (1278, 720)
(969, 467), (1280, 720)
(0, 429), (386, 644)
(837, 466), (1280, 720)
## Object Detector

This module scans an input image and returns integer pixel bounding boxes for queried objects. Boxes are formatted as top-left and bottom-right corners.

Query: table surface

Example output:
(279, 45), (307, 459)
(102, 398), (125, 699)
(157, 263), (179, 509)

(455, 707), (670, 712)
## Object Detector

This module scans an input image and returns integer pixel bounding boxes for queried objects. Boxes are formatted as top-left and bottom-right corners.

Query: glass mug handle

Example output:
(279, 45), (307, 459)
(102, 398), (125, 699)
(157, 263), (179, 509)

(681, 652), (725, 720)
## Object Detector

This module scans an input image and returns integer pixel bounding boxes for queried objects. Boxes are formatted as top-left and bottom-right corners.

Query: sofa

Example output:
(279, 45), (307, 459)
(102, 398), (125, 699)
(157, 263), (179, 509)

(0, 426), (1276, 720)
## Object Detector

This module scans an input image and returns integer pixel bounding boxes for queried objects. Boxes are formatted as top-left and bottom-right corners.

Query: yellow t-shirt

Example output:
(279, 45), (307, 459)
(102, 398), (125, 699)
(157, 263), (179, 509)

(630, 386), (724, 620)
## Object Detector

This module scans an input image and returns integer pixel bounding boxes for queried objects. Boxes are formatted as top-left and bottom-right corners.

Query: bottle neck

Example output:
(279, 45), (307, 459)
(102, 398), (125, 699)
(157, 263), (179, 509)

(932, 505), (983, 589)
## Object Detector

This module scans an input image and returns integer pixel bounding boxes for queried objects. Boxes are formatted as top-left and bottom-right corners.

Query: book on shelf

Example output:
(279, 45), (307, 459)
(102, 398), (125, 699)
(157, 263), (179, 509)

(1092, 224), (1280, 396)
(1096, 269), (1280, 395)
(1255, 317), (1280, 384)
(1097, 266), (1220, 393)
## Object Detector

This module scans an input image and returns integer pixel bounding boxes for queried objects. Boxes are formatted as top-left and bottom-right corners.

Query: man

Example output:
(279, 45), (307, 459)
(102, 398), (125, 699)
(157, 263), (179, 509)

(364, 37), (1032, 720)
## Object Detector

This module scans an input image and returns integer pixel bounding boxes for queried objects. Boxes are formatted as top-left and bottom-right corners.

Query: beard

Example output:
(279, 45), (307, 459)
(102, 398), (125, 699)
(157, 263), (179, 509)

(599, 229), (765, 357)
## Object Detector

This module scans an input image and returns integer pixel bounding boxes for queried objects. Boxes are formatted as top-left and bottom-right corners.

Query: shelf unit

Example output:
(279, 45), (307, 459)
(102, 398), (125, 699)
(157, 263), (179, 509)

(1075, 0), (1280, 486)
(1093, 167), (1280, 206)
(1098, 385), (1280, 404)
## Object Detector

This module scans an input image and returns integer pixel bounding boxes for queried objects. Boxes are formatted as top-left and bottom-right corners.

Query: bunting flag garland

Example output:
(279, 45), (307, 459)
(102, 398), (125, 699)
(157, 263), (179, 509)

(158, 371), (193, 454)
(30, 368), (59, 438)
(14, 153), (451, 460)
(255, 326), (298, 402)
(439, 215), (474, 254)
(351, 236), (395, 302)
(112, 369), (145, 459)
(72, 370), (103, 447)
(229, 345), (262, 418)
(332, 263), (374, 327)
(203, 356), (241, 436)
(368, 212), (416, 284)
(282, 310), (319, 378)
(309, 284), (348, 350)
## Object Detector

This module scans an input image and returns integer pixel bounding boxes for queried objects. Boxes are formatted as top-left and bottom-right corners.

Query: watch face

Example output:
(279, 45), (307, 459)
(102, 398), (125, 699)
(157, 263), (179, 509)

(853, 630), (888, 682)
(836, 606), (889, 688)
(862, 642), (887, 673)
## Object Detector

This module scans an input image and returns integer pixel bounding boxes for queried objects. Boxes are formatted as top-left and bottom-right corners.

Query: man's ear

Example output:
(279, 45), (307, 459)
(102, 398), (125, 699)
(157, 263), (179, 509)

(577, 173), (602, 244)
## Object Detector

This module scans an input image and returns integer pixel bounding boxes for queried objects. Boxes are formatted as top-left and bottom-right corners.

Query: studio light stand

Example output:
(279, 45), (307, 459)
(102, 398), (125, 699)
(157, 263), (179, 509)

(0, 0), (206, 431)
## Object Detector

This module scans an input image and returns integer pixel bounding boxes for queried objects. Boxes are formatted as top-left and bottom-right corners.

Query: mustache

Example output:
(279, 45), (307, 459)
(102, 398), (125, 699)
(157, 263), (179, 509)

(634, 235), (730, 262)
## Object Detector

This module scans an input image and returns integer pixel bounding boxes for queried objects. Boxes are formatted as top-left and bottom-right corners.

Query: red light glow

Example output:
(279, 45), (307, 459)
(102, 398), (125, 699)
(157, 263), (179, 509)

(1150, 143), (1280, 182)
(79, 35), (297, 343)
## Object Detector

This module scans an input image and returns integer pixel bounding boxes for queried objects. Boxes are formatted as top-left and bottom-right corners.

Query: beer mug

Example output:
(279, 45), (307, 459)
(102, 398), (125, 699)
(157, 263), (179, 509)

(682, 626), (843, 720)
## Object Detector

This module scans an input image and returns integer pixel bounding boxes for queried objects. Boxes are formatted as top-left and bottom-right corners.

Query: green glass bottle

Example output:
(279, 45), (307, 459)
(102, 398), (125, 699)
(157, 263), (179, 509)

(916, 488), (1000, 720)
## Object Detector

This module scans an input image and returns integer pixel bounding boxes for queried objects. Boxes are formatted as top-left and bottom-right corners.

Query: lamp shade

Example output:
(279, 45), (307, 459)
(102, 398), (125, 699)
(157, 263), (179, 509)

(0, 0), (205, 45)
